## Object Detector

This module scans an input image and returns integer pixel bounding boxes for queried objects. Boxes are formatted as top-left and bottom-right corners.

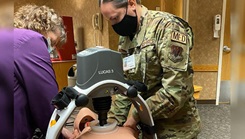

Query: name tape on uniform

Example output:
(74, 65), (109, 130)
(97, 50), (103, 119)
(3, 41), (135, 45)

(171, 31), (187, 44)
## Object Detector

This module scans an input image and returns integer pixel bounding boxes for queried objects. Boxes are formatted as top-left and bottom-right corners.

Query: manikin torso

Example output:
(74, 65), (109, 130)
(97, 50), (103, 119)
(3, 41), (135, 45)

(72, 108), (138, 139)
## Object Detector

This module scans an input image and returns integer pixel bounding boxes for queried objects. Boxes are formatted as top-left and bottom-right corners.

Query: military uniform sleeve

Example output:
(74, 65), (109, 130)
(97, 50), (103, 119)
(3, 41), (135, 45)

(132, 19), (194, 120)
(108, 94), (132, 125)
(108, 36), (133, 125)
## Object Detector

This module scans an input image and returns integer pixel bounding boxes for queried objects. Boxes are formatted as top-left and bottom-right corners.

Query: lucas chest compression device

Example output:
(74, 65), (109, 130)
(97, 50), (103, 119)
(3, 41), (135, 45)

(46, 47), (157, 139)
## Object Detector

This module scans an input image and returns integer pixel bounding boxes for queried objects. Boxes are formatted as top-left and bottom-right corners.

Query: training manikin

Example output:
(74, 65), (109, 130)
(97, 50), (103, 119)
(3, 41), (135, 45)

(46, 47), (157, 139)
(71, 107), (138, 139)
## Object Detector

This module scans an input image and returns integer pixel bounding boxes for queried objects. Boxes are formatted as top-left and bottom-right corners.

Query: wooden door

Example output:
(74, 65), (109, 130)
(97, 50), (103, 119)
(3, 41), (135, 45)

(221, 0), (231, 81)
(160, 0), (183, 17)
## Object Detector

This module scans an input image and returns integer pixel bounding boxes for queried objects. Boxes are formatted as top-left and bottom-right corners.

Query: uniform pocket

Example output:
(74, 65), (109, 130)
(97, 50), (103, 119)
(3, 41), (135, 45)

(140, 40), (162, 88)
(124, 53), (143, 82)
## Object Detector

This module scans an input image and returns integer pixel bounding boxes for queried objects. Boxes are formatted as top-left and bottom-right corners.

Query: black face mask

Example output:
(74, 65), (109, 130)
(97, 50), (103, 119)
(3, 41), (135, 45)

(112, 7), (137, 37)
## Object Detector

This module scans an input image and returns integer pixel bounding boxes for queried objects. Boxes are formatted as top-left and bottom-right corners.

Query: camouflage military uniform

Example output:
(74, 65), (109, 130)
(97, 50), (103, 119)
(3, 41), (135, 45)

(108, 5), (201, 139)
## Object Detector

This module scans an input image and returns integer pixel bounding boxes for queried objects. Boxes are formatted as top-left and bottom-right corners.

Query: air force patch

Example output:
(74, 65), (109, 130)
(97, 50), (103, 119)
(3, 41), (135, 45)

(168, 45), (184, 63)
(171, 31), (187, 44)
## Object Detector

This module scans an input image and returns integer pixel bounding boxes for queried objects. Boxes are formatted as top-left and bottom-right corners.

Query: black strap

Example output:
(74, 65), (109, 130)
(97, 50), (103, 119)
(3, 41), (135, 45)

(138, 122), (156, 135)
(32, 128), (44, 139)
(126, 80), (147, 92)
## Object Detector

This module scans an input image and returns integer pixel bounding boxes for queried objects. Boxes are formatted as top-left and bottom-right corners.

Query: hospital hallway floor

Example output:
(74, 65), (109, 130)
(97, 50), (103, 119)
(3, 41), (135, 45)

(197, 104), (231, 139)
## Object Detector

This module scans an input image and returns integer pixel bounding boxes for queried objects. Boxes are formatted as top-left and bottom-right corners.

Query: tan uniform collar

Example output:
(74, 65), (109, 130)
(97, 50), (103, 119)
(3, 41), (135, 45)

(137, 5), (148, 34)
(134, 5), (149, 47)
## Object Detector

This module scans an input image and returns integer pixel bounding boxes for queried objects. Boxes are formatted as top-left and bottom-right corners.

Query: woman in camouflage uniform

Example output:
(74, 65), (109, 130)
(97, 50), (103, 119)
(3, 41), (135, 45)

(99, 0), (201, 138)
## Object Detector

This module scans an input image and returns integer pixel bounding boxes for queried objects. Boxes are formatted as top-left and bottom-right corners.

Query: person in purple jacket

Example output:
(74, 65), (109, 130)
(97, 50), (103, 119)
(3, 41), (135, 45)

(14, 28), (59, 139)
(0, 2), (14, 138)
(12, 5), (75, 139)
(0, 29), (14, 139)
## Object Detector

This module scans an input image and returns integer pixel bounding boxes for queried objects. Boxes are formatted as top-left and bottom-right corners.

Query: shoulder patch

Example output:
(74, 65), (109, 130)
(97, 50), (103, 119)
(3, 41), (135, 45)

(168, 45), (184, 63)
(171, 31), (187, 44)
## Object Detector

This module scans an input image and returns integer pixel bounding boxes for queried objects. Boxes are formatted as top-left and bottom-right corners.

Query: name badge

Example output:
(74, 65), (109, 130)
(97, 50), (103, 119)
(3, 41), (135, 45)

(171, 31), (187, 44)
(123, 54), (136, 71)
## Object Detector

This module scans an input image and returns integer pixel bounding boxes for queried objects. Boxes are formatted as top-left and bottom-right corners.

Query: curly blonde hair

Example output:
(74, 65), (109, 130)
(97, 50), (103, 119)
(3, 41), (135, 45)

(14, 5), (66, 48)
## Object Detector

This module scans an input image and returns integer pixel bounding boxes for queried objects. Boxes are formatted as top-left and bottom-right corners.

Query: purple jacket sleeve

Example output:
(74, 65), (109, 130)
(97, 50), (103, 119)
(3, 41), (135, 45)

(14, 31), (58, 135)
(0, 29), (14, 139)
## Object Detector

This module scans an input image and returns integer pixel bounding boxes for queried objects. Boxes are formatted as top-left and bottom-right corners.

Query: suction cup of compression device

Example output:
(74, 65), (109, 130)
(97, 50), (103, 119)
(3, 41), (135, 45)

(89, 119), (118, 133)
